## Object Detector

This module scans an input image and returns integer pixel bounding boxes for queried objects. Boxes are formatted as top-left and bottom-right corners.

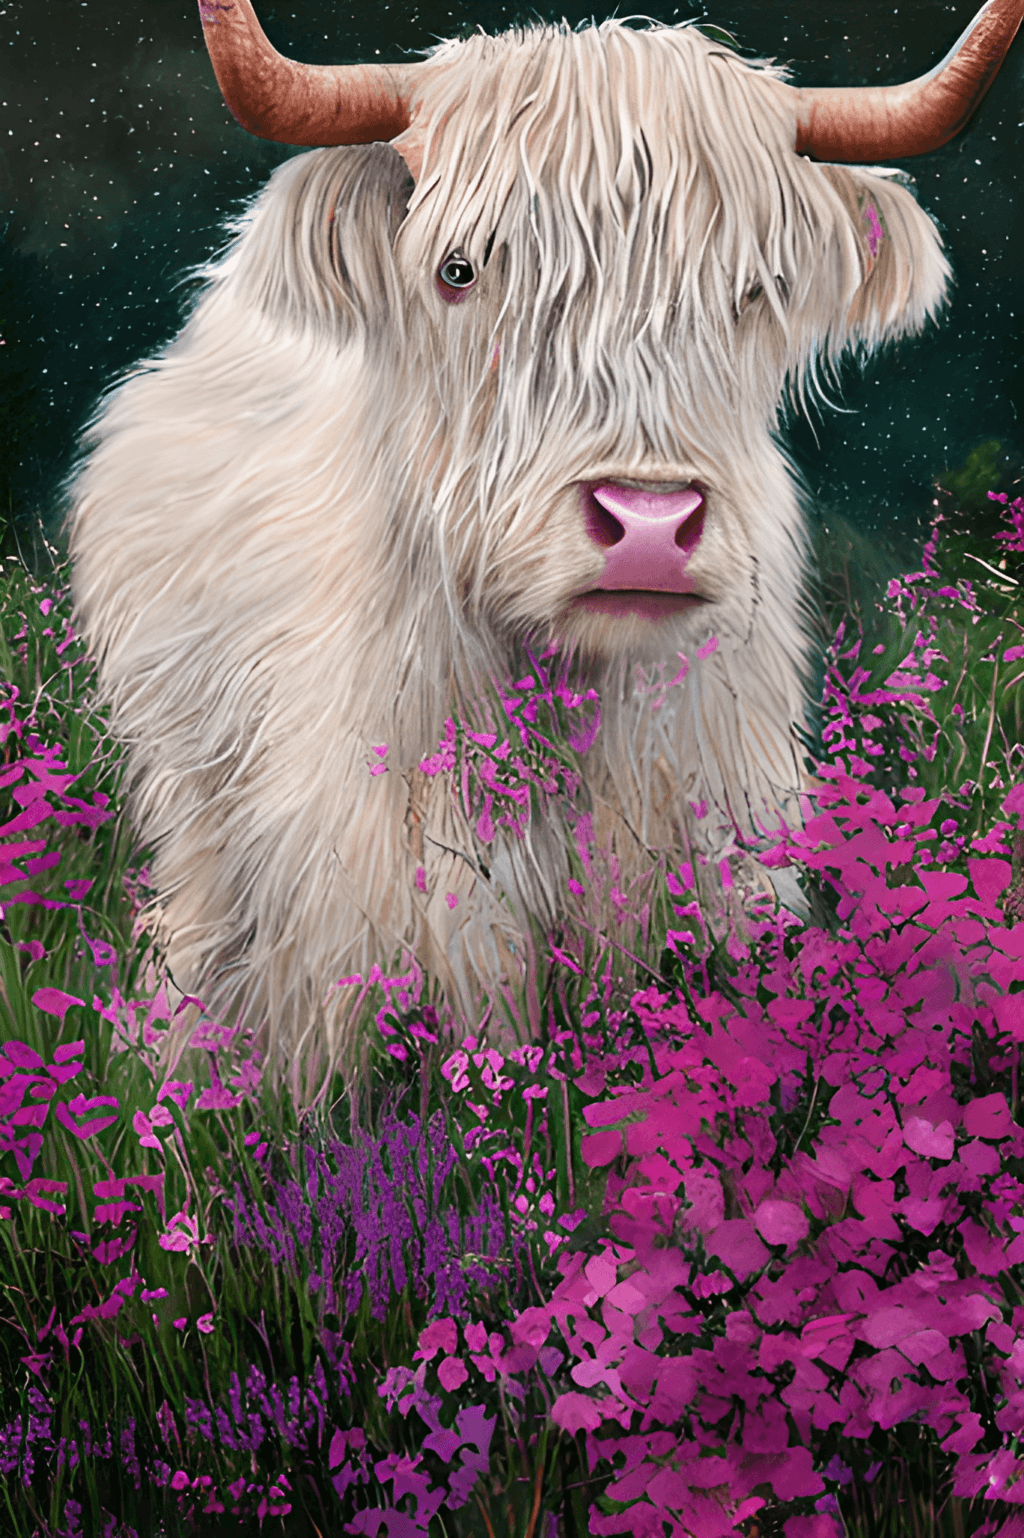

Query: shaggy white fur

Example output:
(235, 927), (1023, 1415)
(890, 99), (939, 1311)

(70, 21), (949, 1101)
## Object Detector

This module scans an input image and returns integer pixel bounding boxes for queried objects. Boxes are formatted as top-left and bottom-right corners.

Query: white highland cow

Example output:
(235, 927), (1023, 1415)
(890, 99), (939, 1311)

(71, 0), (1022, 1096)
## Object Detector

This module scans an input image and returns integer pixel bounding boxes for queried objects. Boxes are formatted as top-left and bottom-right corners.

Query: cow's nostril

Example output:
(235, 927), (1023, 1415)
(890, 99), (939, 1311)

(675, 499), (705, 551)
(585, 491), (625, 548)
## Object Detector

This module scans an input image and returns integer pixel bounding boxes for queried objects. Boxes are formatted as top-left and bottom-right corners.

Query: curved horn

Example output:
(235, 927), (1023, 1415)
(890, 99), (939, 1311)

(198, 0), (416, 145)
(791, 0), (1024, 161)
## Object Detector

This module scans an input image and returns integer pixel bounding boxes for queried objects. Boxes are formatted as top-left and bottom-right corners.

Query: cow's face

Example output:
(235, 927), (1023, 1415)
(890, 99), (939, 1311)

(381, 25), (949, 665)
(231, 23), (949, 670)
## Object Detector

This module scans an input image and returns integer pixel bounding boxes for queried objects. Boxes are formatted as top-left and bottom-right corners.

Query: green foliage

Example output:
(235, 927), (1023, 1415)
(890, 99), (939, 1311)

(937, 441), (1015, 515)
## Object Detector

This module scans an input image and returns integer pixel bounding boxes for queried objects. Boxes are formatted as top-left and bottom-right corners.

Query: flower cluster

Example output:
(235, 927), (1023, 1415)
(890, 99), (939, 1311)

(991, 492), (1024, 556)
(226, 1108), (516, 1325)
(816, 498), (1024, 882)
(379, 771), (1024, 1534)
(418, 645), (600, 845)
(329, 1367), (496, 1533)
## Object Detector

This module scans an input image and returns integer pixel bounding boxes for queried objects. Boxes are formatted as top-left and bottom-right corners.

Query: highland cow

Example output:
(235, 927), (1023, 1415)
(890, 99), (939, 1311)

(70, 0), (1023, 1097)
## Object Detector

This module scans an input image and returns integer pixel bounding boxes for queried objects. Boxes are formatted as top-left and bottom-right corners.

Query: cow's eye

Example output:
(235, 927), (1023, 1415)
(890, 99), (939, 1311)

(438, 251), (476, 292)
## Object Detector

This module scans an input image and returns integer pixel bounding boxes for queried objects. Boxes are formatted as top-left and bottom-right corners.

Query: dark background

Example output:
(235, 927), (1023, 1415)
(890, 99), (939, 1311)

(1, 0), (1022, 561)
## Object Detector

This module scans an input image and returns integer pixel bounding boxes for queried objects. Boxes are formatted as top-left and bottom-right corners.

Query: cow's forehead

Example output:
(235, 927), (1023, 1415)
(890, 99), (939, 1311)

(408, 22), (793, 171)
(398, 22), (804, 280)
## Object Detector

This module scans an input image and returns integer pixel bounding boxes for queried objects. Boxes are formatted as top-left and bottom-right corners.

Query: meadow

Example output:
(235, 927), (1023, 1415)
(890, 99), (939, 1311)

(0, 467), (1022, 1538)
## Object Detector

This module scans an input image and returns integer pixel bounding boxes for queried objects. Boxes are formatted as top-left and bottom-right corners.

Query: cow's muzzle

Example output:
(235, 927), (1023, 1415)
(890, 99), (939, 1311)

(581, 481), (705, 594)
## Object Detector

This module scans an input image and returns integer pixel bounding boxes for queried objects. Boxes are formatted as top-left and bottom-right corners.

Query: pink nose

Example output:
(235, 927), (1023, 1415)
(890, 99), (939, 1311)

(585, 482), (705, 592)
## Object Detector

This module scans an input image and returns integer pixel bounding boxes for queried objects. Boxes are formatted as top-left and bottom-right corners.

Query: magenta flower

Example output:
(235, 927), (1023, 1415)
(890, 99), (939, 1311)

(158, 1206), (203, 1254)
(438, 1357), (469, 1391)
(31, 987), (86, 1022)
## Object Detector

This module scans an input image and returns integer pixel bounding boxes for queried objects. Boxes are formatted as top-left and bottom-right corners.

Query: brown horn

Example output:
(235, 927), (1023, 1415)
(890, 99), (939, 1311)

(791, 0), (1024, 161)
(197, 0), (416, 145)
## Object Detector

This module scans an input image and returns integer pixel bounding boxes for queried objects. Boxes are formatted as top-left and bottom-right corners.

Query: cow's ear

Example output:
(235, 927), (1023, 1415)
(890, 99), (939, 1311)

(232, 143), (413, 340)
(819, 164), (950, 351)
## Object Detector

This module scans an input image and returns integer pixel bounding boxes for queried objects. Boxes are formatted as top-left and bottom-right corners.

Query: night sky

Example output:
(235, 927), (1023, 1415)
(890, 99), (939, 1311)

(2, 0), (1022, 559)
